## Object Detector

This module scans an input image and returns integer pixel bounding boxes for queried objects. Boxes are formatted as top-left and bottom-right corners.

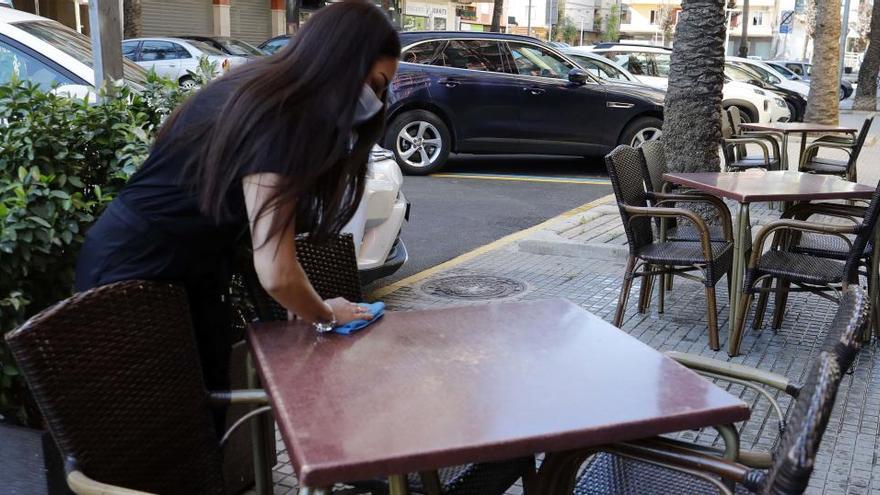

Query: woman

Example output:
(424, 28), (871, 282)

(75, 1), (400, 399)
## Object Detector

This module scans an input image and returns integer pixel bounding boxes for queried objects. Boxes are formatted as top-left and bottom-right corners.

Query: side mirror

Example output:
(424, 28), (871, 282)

(568, 67), (589, 85)
(748, 78), (765, 88)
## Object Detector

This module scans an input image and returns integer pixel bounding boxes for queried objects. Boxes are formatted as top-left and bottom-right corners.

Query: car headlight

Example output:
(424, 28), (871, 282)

(774, 97), (787, 108)
(752, 88), (766, 96)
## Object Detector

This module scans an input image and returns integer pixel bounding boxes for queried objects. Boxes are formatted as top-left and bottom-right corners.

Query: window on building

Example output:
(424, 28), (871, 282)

(649, 9), (658, 24)
(752, 12), (763, 25)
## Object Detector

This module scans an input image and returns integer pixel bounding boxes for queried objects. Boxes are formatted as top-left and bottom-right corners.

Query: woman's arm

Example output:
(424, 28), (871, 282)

(243, 173), (369, 325)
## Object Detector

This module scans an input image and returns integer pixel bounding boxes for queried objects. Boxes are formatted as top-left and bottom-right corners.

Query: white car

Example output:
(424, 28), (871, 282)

(122, 37), (248, 88)
(589, 45), (789, 123)
(562, 47), (647, 85)
(727, 56), (810, 99)
(0, 9), (408, 282)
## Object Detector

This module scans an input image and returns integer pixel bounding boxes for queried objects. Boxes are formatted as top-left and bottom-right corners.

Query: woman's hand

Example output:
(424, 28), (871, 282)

(326, 297), (374, 325)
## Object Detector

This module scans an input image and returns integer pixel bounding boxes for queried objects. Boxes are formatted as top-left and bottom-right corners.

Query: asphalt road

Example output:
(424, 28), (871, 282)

(372, 155), (613, 287)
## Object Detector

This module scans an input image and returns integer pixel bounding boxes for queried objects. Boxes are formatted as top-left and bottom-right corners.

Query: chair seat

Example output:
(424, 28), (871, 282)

(752, 251), (847, 286)
(666, 224), (750, 249)
(405, 458), (533, 495)
(802, 157), (849, 175)
(638, 240), (733, 266)
(574, 452), (751, 495)
(728, 157), (779, 170)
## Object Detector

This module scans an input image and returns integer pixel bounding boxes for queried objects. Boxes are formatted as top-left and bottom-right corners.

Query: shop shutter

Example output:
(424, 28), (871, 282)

(230, 0), (271, 45)
(140, 0), (213, 38)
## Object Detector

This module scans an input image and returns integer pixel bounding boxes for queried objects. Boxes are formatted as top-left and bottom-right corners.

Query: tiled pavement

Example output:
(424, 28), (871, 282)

(258, 197), (879, 495)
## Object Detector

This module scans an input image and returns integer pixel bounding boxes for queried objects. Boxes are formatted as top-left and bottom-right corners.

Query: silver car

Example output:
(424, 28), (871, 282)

(122, 37), (249, 88)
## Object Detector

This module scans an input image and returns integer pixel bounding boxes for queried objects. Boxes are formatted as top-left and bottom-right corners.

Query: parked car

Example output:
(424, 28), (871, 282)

(589, 45), (788, 124)
(388, 32), (666, 175)
(179, 35), (265, 58)
(725, 61), (805, 122)
(0, 8), (146, 98)
(258, 34), (290, 54)
(122, 37), (248, 88)
(766, 59), (853, 100)
(726, 56), (810, 99)
(562, 47), (646, 85)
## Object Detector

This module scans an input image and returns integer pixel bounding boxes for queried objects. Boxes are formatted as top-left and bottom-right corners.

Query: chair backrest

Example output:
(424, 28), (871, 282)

(758, 351), (843, 495)
(4, 281), (225, 495)
(844, 178), (880, 282)
(606, 145), (654, 252)
(719, 108), (739, 166)
(847, 115), (874, 166)
(639, 139), (666, 195)
(727, 106), (745, 135)
(819, 286), (868, 372)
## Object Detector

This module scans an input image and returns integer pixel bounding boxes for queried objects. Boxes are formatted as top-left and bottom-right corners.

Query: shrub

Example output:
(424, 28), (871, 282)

(0, 68), (206, 426)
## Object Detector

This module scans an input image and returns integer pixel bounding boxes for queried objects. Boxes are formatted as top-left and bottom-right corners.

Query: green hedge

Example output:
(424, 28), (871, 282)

(0, 71), (200, 426)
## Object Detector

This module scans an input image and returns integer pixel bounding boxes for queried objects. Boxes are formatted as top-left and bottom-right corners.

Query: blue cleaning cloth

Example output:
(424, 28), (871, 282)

(333, 302), (386, 335)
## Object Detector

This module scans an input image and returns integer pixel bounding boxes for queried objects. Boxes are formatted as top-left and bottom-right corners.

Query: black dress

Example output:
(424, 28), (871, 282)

(75, 77), (284, 396)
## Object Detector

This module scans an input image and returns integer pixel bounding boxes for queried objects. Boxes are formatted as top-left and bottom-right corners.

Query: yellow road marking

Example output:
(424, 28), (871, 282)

(431, 173), (611, 185)
(370, 193), (615, 299)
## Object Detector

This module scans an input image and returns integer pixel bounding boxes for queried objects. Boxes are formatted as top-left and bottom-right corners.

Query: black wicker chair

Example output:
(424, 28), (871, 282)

(573, 349), (844, 494)
(729, 178), (880, 356)
(4, 280), (267, 495)
(800, 116), (873, 182)
(607, 145), (734, 350)
(236, 234), (534, 495)
(721, 108), (781, 172)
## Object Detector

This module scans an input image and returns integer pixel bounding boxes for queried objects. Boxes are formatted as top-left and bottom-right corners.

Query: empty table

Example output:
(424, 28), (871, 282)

(664, 170), (876, 356)
(741, 122), (857, 171)
(248, 298), (751, 494)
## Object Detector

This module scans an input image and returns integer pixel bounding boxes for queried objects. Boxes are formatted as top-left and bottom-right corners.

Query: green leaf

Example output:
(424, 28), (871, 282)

(26, 216), (51, 228)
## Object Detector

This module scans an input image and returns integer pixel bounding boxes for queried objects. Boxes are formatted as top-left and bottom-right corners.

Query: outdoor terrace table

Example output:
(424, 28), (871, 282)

(247, 298), (750, 494)
(663, 170), (877, 356)
(740, 122), (858, 171)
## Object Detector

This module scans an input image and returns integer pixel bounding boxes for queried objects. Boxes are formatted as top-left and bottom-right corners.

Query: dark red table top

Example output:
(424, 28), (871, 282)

(664, 170), (876, 203)
(741, 122), (858, 134)
(248, 299), (750, 487)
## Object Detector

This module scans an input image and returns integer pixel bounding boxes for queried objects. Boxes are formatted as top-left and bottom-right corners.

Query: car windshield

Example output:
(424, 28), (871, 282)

(769, 63), (798, 79)
(604, 51), (670, 77)
(569, 54), (629, 82)
(13, 20), (147, 85)
(187, 40), (225, 56)
(745, 62), (781, 84)
(220, 39), (263, 56)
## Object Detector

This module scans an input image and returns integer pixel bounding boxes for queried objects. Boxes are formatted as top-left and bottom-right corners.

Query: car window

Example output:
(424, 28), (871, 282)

(748, 62), (781, 84)
(401, 40), (446, 65)
(0, 38), (75, 88)
(13, 20), (147, 85)
(768, 62), (798, 79)
(804, 64), (812, 76)
(221, 39), (263, 56)
(139, 41), (179, 61)
(435, 40), (507, 73)
(173, 43), (192, 59)
(506, 42), (572, 79)
(569, 54), (628, 81)
(785, 63), (803, 76)
(122, 41), (139, 61)
(262, 38), (288, 54)
(187, 40), (224, 56)
(603, 51), (669, 77)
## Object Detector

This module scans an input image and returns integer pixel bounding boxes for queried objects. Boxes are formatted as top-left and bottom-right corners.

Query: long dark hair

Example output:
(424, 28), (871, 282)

(163, 1), (400, 243)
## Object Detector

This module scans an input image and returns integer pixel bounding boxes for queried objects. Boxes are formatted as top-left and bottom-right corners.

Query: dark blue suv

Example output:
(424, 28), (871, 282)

(385, 32), (666, 174)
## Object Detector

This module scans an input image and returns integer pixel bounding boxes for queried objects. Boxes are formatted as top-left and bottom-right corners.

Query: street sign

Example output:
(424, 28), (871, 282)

(779, 9), (794, 33)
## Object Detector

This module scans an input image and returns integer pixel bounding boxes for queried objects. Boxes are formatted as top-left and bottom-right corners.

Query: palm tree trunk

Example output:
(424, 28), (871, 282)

(491, 0), (504, 32)
(663, 0), (726, 172)
(804, 0), (841, 124)
(853, 0), (880, 110)
(122, 0), (141, 38)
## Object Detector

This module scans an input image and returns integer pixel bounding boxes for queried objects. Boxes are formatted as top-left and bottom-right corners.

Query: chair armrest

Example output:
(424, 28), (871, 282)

(782, 202), (867, 222)
(652, 437), (773, 469)
(750, 220), (859, 267)
(623, 205), (715, 257)
(209, 389), (268, 406)
(724, 138), (769, 162)
(651, 193), (733, 240)
(804, 141), (855, 153)
(666, 351), (796, 395)
(68, 471), (156, 495)
(740, 132), (781, 161)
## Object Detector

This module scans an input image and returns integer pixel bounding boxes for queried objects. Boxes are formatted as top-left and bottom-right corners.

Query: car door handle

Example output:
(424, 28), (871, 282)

(439, 78), (460, 88)
(523, 87), (545, 95)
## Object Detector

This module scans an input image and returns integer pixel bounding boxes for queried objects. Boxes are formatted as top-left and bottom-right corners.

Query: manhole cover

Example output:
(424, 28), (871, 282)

(421, 275), (527, 300)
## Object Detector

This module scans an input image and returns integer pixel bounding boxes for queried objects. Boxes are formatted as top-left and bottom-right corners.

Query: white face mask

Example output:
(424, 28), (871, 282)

(352, 84), (384, 126)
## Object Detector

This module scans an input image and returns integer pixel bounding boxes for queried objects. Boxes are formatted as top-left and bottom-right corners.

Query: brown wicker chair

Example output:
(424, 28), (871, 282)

(800, 116), (873, 182)
(721, 108), (781, 172)
(4, 280), (264, 495)
(728, 179), (880, 356)
(606, 145), (734, 350)
(573, 348), (844, 494)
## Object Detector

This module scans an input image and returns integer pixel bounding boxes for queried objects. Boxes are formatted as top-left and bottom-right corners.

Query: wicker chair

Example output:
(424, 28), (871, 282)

(800, 116), (873, 182)
(573, 349), (844, 494)
(721, 108), (781, 172)
(236, 234), (534, 495)
(606, 145), (734, 350)
(4, 280), (266, 495)
(729, 179), (880, 356)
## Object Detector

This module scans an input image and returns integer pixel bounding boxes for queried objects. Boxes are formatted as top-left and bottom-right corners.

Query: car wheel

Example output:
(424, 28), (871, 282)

(385, 110), (450, 175)
(839, 85), (847, 101)
(619, 116), (663, 148)
(179, 77), (198, 90)
(785, 101), (799, 122)
(732, 106), (753, 124)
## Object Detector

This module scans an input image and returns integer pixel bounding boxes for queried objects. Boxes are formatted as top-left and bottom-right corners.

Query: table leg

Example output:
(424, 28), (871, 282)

(247, 352), (274, 495)
(798, 131), (808, 171)
(781, 132), (790, 171)
(418, 471), (443, 495)
(389, 474), (412, 495)
(535, 450), (594, 494)
(728, 203), (751, 357)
